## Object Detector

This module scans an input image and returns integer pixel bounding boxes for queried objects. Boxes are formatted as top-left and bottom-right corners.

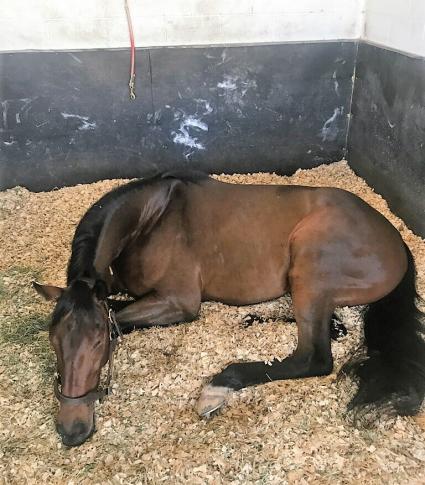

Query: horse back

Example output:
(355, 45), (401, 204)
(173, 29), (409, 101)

(182, 180), (405, 306)
(113, 176), (406, 307)
(177, 180), (316, 303)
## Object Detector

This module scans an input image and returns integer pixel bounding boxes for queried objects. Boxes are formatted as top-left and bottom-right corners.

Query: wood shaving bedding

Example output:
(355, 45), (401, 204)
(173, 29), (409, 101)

(0, 161), (424, 484)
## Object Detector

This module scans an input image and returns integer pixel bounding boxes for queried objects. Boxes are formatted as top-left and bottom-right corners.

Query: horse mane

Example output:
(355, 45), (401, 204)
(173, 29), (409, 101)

(160, 170), (209, 183)
(52, 280), (95, 326)
(67, 179), (145, 284)
(66, 171), (209, 285)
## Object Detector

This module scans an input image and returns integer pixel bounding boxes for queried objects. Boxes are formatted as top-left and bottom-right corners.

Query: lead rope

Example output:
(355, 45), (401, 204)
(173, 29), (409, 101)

(124, 0), (136, 100)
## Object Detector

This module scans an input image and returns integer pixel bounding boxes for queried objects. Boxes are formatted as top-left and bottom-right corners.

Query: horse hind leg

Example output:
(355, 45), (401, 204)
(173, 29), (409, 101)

(242, 312), (347, 341)
(196, 282), (335, 417)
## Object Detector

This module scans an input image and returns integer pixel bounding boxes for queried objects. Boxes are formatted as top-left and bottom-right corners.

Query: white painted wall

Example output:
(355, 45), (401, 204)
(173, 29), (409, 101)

(4, 0), (423, 57)
(0, 0), (364, 51)
(364, 0), (425, 57)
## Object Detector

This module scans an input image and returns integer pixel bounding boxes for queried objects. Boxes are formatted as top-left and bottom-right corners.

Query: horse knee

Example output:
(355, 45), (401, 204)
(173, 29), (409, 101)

(167, 291), (200, 322)
(179, 298), (200, 322)
(181, 308), (198, 322)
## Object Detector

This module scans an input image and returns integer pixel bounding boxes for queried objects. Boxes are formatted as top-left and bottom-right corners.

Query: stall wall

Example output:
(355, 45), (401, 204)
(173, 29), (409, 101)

(364, 0), (425, 57)
(0, 1), (361, 191)
(0, 43), (356, 190)
(0, 0), (364, 50)
(348, 0), (425, 236)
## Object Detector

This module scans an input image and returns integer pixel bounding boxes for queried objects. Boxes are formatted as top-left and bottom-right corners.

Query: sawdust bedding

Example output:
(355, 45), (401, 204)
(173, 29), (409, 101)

(0, 161), (424, 484)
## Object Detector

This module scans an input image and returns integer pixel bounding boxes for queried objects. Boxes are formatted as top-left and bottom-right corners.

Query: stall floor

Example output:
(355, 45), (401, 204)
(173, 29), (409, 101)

(0, 161), (424, 484)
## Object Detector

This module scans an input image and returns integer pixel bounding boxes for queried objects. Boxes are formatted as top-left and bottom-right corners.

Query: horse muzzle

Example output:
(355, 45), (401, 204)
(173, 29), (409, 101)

(56, 397), (96, 447)
(56, 415), (95, 447)
(54, 376), (104, 446)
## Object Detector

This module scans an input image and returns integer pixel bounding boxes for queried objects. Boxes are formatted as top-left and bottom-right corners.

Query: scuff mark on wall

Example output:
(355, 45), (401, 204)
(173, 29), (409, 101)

(219, 49), (231, 65)
(195, 99), (213, 115)
(217, 73), (257, 117)
(61, 113), (97, 130)
(205, 48), (232, 66)
(68, 53), (83, 64)
(1, 98), (34, 131)
(217, 76), (237, 90)
(147, 109), (162, 124)
(19, 98), (35, 122)
(184, 117), (208, 132)
(168, 96), (214, 159)
(1, 100), (8, 130)
(172, 114), (208, 157)
(333, 70), (340, 97)
(321, 107), (344, 142)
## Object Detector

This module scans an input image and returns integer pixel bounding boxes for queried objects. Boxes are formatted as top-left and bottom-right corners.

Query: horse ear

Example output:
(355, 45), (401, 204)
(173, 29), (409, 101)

(32, 281), (64, 301)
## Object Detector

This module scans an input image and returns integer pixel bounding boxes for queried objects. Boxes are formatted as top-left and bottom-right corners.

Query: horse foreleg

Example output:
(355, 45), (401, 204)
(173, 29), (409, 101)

(196, 287), (334, 417)
(116, 290), (201, 331)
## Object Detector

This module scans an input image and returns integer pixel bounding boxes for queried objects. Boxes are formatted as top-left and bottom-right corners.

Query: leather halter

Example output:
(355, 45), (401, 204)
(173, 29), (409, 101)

(54, 305), (123, 406)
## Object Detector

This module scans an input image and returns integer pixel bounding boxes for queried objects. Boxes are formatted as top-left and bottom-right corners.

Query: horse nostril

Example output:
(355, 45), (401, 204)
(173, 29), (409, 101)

(71, 421), (88, 437)
(57, 421), (93, 447)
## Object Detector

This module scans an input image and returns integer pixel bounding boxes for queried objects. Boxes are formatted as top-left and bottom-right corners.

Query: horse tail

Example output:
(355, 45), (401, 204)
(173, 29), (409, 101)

(344, 243), (425, 415)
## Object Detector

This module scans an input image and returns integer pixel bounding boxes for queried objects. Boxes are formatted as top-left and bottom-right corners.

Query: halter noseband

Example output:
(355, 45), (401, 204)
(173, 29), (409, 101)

(54, 304), (123, 406)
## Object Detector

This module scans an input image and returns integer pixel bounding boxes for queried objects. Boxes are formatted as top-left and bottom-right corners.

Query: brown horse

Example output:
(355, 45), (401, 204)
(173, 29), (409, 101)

(34, 172), (425, 446)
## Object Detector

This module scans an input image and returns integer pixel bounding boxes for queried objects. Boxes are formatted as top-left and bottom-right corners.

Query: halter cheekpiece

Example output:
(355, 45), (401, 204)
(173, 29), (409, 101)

(54, 303), (123, 406)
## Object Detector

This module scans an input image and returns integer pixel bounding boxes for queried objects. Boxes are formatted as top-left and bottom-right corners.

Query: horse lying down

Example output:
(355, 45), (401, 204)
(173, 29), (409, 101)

(34, 172), (425, 446)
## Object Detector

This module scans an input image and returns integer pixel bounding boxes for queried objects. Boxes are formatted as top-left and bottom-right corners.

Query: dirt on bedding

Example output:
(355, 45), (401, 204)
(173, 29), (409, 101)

(0, 161), (424, 484)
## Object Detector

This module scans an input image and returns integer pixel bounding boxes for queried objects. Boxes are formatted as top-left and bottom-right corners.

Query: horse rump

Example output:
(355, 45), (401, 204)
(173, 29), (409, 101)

(342, 244), (425, 416)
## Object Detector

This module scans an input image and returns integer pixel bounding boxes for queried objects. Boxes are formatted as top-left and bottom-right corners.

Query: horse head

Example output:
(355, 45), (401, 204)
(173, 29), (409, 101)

(34, 279), (116, 447)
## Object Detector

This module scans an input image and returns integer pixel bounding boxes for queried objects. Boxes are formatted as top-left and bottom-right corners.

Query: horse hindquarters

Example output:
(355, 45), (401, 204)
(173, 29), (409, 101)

(343, 244), (425, 415)
(196, 234), (338, 417)
(195, 198), (407, 417)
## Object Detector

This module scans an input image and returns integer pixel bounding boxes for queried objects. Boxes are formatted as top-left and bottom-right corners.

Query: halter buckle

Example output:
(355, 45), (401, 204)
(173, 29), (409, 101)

(108, 307), (123, 340)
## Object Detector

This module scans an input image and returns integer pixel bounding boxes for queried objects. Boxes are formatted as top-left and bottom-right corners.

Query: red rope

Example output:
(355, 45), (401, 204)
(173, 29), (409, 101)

(124, 0), (136, 100)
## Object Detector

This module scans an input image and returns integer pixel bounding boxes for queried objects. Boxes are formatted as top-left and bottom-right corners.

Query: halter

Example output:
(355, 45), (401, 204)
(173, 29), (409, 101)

(53, 305), (123, 406)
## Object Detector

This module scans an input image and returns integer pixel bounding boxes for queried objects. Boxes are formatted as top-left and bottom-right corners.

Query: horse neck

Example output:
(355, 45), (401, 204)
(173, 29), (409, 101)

(67, 225), (102, 284)
(67, 178), (180, 285)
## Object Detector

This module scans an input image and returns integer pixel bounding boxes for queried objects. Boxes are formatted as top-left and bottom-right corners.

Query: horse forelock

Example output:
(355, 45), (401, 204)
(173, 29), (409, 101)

(51, 280), (96, 328)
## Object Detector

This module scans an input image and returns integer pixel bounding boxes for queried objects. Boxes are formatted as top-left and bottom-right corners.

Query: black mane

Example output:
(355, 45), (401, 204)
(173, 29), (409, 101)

(52, 280), (96, 326)
(66, 171), (209, 285)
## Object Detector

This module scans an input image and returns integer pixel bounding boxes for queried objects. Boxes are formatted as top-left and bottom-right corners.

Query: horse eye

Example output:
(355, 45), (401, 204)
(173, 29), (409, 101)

(93, 340), (102, 348)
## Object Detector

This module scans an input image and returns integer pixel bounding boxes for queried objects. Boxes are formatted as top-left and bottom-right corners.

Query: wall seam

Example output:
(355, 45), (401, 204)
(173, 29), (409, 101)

(148, 50), (155, 115)
(344, 40), (359, 160)
(0, 38), (361, 55)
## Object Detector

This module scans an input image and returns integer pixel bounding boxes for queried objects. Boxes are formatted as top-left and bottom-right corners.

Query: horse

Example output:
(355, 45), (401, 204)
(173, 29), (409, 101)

(34, 171), (425, 447)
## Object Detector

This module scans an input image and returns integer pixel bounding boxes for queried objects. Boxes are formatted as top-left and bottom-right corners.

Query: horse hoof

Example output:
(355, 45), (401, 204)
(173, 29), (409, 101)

(195, 385), (231, 418)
